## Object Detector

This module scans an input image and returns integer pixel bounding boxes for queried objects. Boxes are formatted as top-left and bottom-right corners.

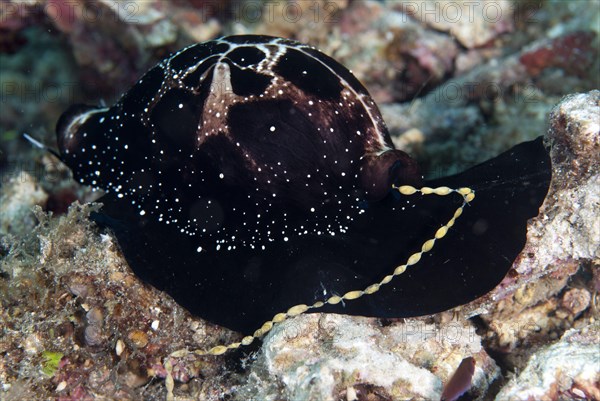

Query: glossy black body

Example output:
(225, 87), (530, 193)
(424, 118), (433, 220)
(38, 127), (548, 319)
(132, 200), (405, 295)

(57, 35), (552, 332)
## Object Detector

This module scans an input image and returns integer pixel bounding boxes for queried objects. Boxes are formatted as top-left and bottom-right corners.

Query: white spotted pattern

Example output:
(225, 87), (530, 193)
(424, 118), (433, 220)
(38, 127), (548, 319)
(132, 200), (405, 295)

(57, 35), (408, 254)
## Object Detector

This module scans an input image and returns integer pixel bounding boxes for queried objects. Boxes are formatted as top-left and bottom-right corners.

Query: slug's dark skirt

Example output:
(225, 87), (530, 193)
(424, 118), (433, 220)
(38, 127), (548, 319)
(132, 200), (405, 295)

(93, 138), (551, 333)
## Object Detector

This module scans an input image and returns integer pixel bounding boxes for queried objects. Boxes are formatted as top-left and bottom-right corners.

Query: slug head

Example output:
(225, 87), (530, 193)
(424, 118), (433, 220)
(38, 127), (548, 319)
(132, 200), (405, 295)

(360, 149), (422, 201)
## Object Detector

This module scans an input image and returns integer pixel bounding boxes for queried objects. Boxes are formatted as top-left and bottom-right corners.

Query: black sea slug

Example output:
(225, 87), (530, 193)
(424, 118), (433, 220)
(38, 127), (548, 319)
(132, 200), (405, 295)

(56, 35), (551, 354)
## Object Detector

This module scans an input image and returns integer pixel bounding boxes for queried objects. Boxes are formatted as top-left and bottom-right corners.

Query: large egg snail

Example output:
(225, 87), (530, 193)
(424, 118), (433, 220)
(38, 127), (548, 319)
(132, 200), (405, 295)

(56, 35), (551, 355)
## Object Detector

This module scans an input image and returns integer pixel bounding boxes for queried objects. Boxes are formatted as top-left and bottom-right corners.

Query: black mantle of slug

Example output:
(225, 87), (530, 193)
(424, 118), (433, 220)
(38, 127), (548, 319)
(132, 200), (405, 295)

(56, 35), (552, 333)
(93, 138), (550, 332)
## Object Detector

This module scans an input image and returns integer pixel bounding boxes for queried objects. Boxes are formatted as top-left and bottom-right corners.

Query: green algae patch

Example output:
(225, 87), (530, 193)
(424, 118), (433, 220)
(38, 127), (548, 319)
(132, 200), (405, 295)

(41, 351), (63, 376)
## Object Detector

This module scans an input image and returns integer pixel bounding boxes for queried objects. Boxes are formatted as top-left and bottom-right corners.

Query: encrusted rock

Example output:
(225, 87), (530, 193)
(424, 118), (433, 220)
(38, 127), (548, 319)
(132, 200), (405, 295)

(0, 172), (48, 237)
(0, 203), (237, 399)
(235, 314), (499, 401)
(495, 325), (600, 400)
(561, 288), (592, 316)
(394, 0), (514, 48)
